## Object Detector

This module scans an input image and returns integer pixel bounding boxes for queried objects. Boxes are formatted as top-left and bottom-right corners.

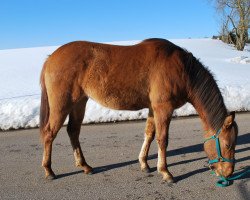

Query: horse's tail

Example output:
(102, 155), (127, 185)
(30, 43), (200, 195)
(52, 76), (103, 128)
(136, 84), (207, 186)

(40, 59), (50, 141)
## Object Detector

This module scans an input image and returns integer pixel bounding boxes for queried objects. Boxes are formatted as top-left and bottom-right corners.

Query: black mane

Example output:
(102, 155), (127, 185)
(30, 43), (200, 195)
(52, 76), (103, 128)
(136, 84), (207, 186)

(185, 53), (227, 130)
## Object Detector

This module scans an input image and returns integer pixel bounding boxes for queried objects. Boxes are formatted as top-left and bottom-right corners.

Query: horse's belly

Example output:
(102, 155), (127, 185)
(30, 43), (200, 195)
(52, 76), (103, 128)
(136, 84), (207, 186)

(86, 87), (149, 111)
(83, 65), (150, 110)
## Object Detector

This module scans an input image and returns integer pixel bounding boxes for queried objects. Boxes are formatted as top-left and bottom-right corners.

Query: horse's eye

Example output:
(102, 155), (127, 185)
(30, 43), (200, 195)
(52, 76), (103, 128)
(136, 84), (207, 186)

(225, 144), (231, 149)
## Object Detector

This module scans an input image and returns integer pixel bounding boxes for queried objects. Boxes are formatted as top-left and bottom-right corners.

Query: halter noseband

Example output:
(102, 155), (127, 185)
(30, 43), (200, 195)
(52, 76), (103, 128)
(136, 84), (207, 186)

(204, 129), (235, 165)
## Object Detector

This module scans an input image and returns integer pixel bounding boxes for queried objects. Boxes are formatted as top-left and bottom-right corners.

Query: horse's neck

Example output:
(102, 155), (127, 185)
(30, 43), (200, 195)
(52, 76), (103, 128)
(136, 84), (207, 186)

(191, 99), (215, 132)
(189, 94), (227, 135)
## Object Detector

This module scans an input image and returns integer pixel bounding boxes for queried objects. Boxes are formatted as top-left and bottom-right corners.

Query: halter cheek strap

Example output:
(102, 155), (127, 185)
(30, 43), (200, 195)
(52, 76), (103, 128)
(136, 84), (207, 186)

(204, 129), (235, 165)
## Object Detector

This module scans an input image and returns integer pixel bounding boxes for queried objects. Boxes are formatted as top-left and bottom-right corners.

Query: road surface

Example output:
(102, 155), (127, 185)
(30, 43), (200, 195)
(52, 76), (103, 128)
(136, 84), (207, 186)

(0, 113), (249, 200)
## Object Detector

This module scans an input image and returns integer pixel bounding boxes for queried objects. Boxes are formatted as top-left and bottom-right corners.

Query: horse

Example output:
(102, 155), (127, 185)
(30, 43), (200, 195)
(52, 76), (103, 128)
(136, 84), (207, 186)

(40, 38), (238, 183)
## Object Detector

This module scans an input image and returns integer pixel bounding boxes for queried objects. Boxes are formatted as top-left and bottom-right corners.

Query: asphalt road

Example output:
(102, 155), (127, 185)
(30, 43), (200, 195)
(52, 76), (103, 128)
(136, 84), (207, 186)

(0, 113), (249, 200)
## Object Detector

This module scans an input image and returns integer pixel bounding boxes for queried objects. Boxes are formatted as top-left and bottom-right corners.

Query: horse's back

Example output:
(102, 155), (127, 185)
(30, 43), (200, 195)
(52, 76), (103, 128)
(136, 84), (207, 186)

(42, 39), (186, 110)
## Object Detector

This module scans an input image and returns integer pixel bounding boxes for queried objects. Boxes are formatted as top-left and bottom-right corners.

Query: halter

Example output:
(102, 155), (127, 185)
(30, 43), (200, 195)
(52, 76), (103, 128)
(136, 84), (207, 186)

(204, 128), (235, 165)
(204, 128), (250, 187)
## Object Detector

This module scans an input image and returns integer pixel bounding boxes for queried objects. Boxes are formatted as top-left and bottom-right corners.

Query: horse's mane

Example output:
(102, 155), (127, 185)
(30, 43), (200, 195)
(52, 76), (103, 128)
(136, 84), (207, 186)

(184, 53), (227, 130)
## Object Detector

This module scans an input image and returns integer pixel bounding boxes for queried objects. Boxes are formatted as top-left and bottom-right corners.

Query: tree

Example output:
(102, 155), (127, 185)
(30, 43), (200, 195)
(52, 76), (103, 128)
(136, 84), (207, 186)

(211, 0), (250, 50)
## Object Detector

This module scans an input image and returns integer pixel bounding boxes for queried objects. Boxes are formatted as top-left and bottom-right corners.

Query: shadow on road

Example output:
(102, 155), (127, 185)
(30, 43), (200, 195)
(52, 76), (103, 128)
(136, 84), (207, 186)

(56, 170), (83, 179)
(237, 133), (250, 145)
(55, 133), (250, 180)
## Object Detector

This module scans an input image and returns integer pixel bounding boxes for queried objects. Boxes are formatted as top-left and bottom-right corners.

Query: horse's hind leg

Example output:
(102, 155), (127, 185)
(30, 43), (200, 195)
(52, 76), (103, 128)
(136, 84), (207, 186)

(139, 109), (155, 173)
(42, 110), (68, 180)
(67, 98), (93, 174)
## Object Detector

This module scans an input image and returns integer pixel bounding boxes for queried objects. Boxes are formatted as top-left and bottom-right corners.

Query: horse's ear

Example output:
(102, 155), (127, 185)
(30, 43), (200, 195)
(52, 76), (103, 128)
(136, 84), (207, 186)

(223, 112), (235, 129)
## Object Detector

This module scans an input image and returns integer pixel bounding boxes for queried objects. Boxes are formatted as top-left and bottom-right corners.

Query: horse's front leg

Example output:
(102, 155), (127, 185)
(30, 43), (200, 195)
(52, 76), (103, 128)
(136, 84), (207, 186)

(139, 114), (155, 173)
(153, 103), (174, 183)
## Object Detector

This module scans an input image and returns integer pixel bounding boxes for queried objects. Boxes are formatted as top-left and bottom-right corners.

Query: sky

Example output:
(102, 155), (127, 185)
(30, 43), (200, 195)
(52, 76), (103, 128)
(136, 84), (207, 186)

(0, 0), (219, 50)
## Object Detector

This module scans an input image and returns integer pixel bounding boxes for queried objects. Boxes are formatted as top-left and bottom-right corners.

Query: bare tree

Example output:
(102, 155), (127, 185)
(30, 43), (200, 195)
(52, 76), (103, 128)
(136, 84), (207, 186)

(211, 0), (250, 50)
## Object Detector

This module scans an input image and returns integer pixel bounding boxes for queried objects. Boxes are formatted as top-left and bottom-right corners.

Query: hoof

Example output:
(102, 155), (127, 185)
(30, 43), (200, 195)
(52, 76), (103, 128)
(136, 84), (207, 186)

(141, 167), (151, 173)
(85, 170), (94, 175)
(45, 173), (56, 180)
(44, 168), (56, 180)
(166, 178), (175, 184)
(162, 175), (175, 184)
(83, 166), (93, 175)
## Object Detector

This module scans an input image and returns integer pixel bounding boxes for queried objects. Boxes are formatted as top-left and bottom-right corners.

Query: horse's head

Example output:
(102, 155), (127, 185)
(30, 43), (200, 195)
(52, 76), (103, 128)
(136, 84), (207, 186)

(204, 112), (238, 178)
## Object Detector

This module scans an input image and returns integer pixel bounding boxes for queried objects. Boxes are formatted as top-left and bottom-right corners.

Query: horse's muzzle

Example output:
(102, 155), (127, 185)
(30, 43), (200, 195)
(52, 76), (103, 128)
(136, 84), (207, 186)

(215, 164), (234, 178)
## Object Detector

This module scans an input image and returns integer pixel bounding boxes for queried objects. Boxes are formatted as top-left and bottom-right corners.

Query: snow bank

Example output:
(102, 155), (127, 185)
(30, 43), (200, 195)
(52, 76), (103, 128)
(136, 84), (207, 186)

(228, 56), (250, 64)
(0, 39), (249, 130)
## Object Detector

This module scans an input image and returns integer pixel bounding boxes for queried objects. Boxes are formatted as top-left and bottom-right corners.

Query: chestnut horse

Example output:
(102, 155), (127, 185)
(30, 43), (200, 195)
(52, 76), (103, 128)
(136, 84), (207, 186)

(40, 38), (238, 183)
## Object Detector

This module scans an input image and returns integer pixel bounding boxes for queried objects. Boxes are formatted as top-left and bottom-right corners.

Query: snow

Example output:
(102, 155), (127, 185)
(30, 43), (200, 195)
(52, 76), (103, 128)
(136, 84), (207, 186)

(228, 56), (250, 64)
(0, 39), (249, 130)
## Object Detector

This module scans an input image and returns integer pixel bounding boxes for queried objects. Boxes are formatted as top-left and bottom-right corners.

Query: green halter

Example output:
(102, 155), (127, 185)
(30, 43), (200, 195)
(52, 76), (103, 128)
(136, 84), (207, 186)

(204, 129), (249, 187)
(204, 128), (235, 165)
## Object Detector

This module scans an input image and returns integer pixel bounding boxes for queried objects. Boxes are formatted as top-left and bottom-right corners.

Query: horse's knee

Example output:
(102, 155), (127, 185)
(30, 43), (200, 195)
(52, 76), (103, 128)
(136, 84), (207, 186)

(67, 113), (82, 135)
(67, 124), (80, 143)
(145, 117), (155, 139)
(67, 123), (77, 135)
(146, 117), (155, 130)
(43, 131), (56, 144)
(156, 136), (167, 148)
(145, 130), (155, 141)
(42, 119), (63, 142)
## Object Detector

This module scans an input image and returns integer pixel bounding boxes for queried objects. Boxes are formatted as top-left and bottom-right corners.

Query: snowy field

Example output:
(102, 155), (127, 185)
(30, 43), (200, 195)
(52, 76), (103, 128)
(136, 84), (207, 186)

(0, 39), (249, 130)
